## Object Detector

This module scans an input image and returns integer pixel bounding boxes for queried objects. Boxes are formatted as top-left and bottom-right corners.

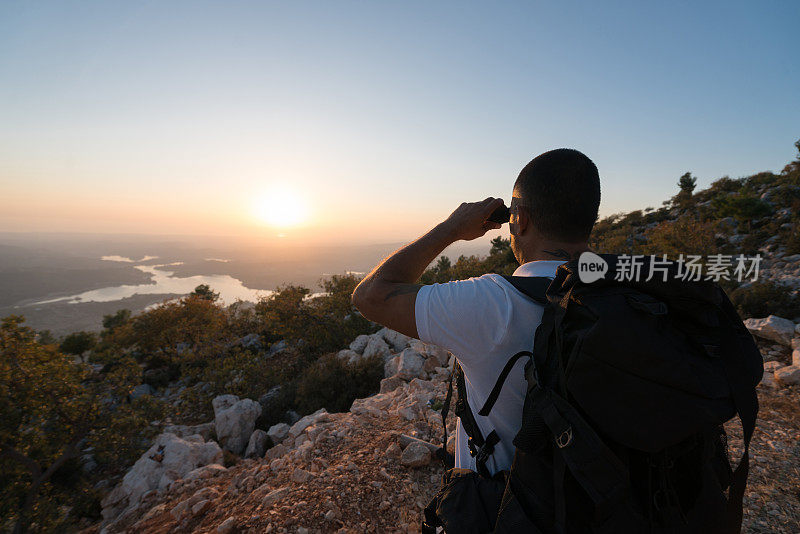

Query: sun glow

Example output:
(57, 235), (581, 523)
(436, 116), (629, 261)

(252, 187), (310, 228)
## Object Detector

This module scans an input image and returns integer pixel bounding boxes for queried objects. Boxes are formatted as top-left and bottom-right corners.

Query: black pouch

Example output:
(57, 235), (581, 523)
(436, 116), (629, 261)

(422, 468), (507, 534)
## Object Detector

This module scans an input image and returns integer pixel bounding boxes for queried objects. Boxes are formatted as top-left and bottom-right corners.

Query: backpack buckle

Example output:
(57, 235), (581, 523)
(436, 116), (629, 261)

(468, 431), (500, 464)
(555, 426), (573, 448)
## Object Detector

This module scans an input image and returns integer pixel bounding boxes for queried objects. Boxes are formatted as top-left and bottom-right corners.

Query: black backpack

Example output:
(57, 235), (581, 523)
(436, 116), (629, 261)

(423, 255), (763, 534)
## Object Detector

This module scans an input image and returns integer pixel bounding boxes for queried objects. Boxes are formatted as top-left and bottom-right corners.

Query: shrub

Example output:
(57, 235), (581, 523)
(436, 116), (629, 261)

(256, 274), (375, 355)
(726, 281), (800, 320)
(641, 218), (719, 257)
(712, 194), (773, 229)
(294, 353), (384, 415)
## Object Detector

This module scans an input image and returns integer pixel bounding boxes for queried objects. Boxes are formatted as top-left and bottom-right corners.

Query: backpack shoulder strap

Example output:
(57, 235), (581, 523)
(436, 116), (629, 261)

(501, 275), (551, 306)
(453, 363), (499, 478)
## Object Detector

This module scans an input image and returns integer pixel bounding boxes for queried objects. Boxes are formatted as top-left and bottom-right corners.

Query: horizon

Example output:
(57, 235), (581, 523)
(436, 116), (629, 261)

(2, 2), (799, 242)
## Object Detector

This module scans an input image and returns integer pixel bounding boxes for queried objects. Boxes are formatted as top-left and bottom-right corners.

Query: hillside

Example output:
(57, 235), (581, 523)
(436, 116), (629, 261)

(3, 142), (800, 533)
(89, 327), (800, 534)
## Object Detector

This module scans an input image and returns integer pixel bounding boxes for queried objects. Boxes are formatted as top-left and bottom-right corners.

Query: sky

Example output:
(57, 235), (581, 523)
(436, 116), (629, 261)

(1, 1), (798, 245)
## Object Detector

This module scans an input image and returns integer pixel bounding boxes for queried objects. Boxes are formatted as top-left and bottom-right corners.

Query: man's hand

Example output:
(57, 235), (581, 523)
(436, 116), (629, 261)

(440, 197), (504, 242)
(352, 197), (504, 339)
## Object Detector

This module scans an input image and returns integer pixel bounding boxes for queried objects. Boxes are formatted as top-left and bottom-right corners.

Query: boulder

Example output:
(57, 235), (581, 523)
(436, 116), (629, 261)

(384, 354), (400, 377)
(213, 395), (262, 455)
(425, 344), (450, 367)
(101, 433), (223, 519)
(744, 315), (796, 346)
(400, 441), (431, 467)
(163, 422), (215, 442)
(217, 517), (237, 534)
(775, 365), (800, 386)
(379, 327), (412, 352)
(266, 340), (287, 357)
(349, 334), (370, 354)
(244, 429), (269, 459)
(422, 356), (440, 375)
(794, 349), (800, 367)
(184, 464), (226, 481)
(380, 375), (405, 394)
(291, 467), (315, 483)
(267, 422), (290, 443)
(258, 385), (283, 412)
(337, 349), (361, 364)
(237, 333), (262, 351)
(130, 384), (155, 400)
(362, 334), (392, 361)
(266, 443), (289, 460)
(288, 408), (328, 438)
(171, 487), (220, 519)
(396, 348), (426, 380)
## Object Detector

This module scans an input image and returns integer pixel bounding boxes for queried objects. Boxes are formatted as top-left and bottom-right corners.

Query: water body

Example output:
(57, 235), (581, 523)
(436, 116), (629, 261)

(100, 255), (159, 263)
(33, 263), (272, 305)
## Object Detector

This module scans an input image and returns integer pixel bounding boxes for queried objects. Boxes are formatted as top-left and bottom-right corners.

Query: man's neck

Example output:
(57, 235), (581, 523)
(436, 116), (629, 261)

(521, 243), (590, 264)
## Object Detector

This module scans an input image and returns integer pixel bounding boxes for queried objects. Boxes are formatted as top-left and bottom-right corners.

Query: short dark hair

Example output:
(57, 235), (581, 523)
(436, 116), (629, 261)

(513, 148), (600, 242)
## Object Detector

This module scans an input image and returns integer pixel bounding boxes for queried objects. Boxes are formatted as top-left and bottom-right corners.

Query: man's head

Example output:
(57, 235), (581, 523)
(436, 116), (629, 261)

(510, 148), (600, 262)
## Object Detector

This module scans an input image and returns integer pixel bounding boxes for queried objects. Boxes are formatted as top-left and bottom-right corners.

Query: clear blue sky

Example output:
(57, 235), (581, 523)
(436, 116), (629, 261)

(1, 1), (798, 243)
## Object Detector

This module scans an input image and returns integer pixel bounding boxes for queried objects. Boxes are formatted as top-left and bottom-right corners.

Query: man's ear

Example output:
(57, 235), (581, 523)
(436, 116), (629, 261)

(511, 207), (529, 237)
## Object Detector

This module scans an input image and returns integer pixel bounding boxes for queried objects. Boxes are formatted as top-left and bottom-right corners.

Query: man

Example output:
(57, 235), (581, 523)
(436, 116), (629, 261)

(351, 148), (601, 475)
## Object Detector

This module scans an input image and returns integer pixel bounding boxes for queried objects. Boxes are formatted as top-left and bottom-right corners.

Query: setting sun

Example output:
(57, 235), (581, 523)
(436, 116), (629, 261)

(252, 187), (309, 228)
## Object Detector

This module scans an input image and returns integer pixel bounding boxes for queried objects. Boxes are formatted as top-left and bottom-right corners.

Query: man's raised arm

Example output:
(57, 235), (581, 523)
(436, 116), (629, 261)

(351, 197), (504, 338)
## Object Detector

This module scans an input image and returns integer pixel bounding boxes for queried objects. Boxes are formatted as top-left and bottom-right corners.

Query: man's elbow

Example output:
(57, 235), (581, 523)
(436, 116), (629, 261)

(351, 281), (374, 316)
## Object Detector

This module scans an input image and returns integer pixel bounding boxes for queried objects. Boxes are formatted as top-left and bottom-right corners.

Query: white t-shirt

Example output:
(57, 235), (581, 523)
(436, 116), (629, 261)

(415, 260), (563, 475)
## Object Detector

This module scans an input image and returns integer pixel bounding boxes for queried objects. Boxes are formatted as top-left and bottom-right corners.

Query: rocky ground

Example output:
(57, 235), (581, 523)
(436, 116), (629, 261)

(83, 318), (800, 534)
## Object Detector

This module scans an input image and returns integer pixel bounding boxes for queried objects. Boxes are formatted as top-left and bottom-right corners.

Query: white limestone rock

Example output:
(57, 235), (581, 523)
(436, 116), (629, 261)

(400, 441), (432, 468)
(775, 365), (800, 386)
(184, 463), (226, 481)
(744, 315), (796, 346)
(426, 344), (450, 367)
(163, 422), (215, 442)
(362, 334), (392, 361)
(379, 375), (405, 394)
(288, 408), (329, 438)
(337, 349), (361, 364)
(213, 395), (262, 455)
(349, 334), (370, 354)
(384, 354), (400, 377)
(267, 422), (290, 443)
(244, 429), (269, 459)
(217, 517), (237, 534)
(396, 348), (426, 380)
(378, 327), (412, 352)
(100, 433), (222, 520)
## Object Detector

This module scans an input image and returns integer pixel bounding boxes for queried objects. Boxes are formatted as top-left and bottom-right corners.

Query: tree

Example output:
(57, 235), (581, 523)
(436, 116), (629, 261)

(0, 316), (155, 533)
(1, 317), (102, 532)
(59, 331), (97, 363)
(674, 172), (698, 208)
(781, 138), (800, 176)
(191, 284), (219, 302)
(102, 309), (131, 331)
(35, 330), (57, 346)
(678, 172), (697, 195)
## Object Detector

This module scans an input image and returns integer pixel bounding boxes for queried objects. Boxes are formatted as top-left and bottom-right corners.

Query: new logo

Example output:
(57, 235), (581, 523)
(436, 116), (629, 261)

(578, 251), (608, 283)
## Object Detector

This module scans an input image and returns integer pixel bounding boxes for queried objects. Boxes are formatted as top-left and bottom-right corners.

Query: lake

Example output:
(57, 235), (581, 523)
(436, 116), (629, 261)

(35, 257), (273, 305)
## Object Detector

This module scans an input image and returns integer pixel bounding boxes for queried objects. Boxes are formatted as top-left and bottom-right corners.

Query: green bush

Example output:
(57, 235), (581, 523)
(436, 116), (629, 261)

(294, 353), (384, 415)
(256, 274), (376, 355)
(726, 281), (800, 320)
